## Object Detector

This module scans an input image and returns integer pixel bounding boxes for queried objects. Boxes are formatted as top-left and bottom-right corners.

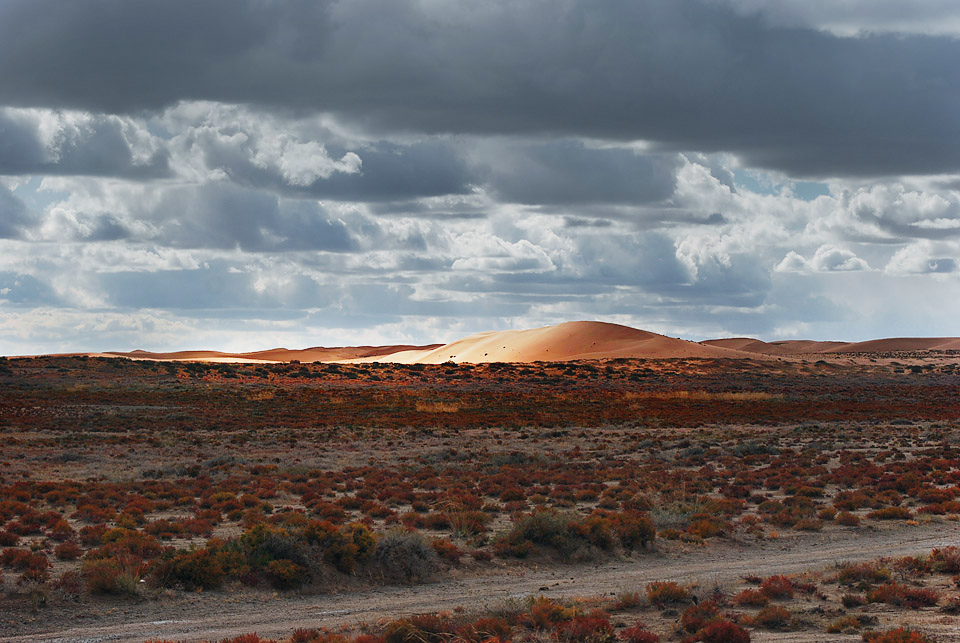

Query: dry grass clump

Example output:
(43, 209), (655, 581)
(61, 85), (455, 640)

(414, 401), (461, 413)
(371, 529), (439, 583)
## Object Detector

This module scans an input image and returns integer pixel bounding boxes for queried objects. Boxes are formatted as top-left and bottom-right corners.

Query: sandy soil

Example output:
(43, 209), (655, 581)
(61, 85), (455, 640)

(6, 521), (960, 643)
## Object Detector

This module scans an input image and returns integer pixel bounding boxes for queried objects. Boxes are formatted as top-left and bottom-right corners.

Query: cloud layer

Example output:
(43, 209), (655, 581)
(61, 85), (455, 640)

(1, 0), (959, 353)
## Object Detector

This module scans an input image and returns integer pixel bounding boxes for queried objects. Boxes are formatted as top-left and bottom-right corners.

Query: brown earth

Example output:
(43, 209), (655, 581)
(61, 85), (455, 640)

(4, 521), (960, 643)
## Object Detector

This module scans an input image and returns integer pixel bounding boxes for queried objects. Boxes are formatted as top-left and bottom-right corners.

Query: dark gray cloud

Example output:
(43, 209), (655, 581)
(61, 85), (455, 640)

(0, 0), (335, 112)
(200, 137), (475, 201)
(0, 110), (169, 178)
(483, 143), (679, 205)
(72, 214), (131, 242)
(138, 183), (359, 252)
(102, 264), (335, 310)
(0, 185), (30, 238)
(1, 0), (957, 177)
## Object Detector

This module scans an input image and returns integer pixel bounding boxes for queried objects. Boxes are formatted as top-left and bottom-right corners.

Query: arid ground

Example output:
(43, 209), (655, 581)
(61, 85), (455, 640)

(3, 335), (960, 642)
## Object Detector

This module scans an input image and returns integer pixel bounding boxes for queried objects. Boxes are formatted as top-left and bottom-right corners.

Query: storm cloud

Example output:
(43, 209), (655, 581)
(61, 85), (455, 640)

(1, 1), (959, 177)
(1, 0), (960, 353)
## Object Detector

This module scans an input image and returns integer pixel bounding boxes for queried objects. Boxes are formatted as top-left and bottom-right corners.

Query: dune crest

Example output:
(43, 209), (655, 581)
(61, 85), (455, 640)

(357, 321), (751, 363)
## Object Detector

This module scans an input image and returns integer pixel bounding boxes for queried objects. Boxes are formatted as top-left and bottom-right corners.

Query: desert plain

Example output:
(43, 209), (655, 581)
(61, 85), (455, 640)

(3, 322), (960, 643)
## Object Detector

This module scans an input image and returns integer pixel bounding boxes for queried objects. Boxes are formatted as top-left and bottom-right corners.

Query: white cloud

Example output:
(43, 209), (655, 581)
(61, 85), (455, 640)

(450, 234), (555, 273)
(885, 241), (958, 275)
(775, 244), (870, 273)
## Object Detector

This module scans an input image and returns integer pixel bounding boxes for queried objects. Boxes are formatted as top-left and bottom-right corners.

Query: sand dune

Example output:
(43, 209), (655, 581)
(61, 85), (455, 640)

(704, 336), (960, 355)
(356, 321), (752, 363)
(104, 345), (440, 363)
(23, 322), (960, 364)
(703, 338), (792, 354)
(703, 338), (848, 355)
(825, 337), (960, 353)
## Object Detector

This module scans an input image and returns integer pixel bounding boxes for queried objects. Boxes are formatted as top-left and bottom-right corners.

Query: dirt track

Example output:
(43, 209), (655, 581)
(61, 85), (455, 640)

(6, 521), (960, 643)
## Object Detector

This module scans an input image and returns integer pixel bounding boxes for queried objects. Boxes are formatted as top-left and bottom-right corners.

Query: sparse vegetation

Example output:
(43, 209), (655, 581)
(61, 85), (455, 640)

(1, 354), (958, 642)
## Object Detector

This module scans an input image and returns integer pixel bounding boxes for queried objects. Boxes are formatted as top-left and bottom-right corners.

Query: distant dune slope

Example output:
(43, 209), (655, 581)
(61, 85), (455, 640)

(825, 337), (960, 353)
(704, 337), (960, 354)
(358, 321), (752, 363)
(703, 338), (792, 354)
(104, 345), (440, 363)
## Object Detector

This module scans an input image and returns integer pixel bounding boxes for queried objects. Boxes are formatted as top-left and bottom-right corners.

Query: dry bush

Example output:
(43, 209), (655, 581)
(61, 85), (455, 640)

(837, 561), (891, 585)
(746, 605), (793, 630)
(555, 614), (616, 643)
(862, 627), (936, 643)
(759, 575), (794, 599)
(679, 600), (720, 633)
(866, 583), (940, 609)
(619, 624), (659, 643)
(372, 529), (439, 583)
(733, 588), (769, 607)
(645, 580), (690, 606)
(700, 620), (750, 643)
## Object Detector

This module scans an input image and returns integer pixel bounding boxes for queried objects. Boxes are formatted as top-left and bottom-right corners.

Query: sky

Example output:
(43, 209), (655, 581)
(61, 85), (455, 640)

(2, 0), (960, 354)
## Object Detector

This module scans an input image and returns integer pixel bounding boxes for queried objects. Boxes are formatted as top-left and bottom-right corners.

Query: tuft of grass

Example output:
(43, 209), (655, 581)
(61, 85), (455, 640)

(415, 401), (461, 413)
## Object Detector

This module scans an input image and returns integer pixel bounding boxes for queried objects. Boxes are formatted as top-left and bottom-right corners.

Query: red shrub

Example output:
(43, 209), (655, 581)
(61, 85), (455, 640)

(464, 616), (512, 642)
(700, 620), (750, 643)
(862, 627), (936, 643)
(555, 614), (616, 643)
(748, 605), (791, 630)
(218, 635), (273, 643)
(619, 625), (659, 643)
(49, 518), (75, 541)
(679, 600), (720, 633)
(835, 511), (861, 526)
(759, 575), (794, 599)
(526, 597), (573, 630)
(431, 538), (463, 563)
(866, 583), (939, 609)
(78, 524), (108, 546)
(868, 507), (912, 521)
(54, 541), (83, 560)
(384, 613), (454, 643)
(733, 588), (768, 607)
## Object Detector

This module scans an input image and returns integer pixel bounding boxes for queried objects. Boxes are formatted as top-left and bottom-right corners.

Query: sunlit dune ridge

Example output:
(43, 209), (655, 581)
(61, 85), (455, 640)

(30, 321), (960, 364)
(354, 321), (750, 363)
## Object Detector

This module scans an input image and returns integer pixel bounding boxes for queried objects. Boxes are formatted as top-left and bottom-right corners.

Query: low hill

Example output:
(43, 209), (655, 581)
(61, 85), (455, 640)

(358, 321), (752, 363)
(103, 344), (440, 363)
(704, 336), (960, 355)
